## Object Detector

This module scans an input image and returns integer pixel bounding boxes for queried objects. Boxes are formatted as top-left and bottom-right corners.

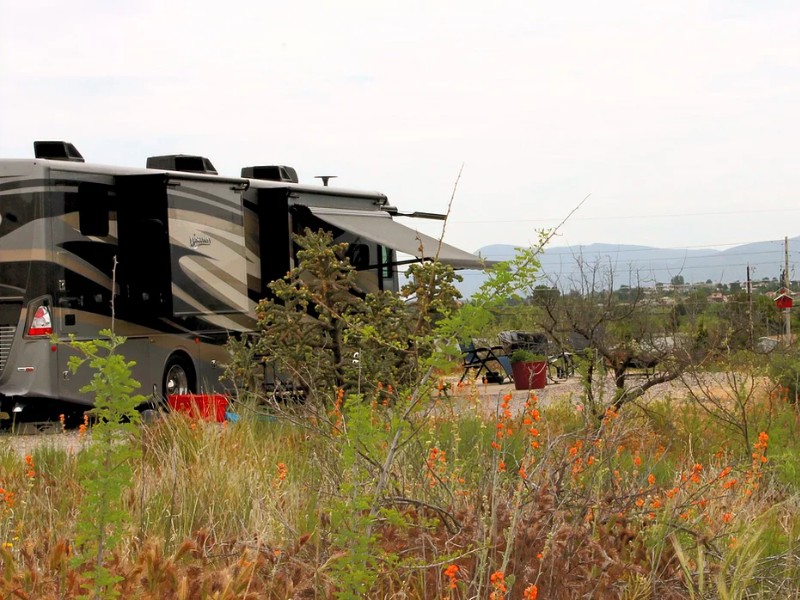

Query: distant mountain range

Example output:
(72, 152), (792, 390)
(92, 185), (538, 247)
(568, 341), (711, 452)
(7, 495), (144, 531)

(456, 237), (800, 298)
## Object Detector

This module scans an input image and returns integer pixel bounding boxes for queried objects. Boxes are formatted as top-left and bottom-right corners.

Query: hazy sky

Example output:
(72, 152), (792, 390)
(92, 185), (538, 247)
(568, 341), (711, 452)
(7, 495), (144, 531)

(2, 1), (799, 260)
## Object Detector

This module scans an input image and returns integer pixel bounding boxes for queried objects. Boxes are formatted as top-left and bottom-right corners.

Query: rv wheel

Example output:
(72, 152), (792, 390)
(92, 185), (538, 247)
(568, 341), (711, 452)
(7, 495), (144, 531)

(163, 355), (195, 398)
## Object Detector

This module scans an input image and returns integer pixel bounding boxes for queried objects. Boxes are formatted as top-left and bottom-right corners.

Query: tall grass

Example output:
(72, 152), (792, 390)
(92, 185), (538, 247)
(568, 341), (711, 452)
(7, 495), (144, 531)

(0, 382), (799, 598)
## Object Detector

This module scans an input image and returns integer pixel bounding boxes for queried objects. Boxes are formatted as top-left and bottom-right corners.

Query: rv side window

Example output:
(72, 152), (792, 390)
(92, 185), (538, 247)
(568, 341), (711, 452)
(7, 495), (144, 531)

(78, 183), (110, 237)
(347, 243), (370, 270)
(381, 246), (394, 279)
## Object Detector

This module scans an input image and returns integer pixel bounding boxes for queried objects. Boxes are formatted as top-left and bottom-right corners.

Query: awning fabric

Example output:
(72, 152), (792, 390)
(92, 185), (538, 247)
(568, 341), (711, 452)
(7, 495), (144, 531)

(306, 206), (488, 270)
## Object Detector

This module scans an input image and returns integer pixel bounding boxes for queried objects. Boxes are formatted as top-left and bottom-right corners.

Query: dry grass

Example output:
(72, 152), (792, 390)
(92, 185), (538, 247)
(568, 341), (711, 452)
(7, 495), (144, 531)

(0, 380), (798, 598)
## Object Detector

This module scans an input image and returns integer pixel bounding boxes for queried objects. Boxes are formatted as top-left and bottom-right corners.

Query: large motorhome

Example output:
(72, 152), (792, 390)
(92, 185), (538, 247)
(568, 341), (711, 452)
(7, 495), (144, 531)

(0, 141), (484, 414)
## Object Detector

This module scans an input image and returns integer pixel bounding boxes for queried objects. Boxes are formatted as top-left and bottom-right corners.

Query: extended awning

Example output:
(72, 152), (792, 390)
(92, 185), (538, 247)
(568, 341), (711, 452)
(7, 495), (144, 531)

(306, 206), (488, 270)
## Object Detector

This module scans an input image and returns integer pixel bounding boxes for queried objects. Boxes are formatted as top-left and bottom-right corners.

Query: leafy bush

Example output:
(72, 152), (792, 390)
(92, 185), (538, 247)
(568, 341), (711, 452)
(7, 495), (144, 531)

(509, 349), (546, 363)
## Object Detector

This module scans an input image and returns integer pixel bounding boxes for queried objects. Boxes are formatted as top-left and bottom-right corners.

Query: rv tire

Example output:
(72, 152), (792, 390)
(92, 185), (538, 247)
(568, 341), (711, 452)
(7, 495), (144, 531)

(163, 354), (196, 399)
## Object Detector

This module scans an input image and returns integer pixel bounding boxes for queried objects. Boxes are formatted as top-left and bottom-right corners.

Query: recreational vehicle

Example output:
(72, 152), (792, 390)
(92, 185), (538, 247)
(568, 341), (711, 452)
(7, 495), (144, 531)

(0, 141), (483, 415)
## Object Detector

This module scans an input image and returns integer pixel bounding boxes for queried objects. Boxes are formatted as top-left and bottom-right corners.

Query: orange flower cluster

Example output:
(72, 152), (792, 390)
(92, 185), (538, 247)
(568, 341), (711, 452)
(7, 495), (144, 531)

(78, 412), (90, 438)
(632, 451), (642, 468)
(743, 431), (769, 496)
(491, 394), (515, 451)
(276, 462), (288, 481)
(681, 463), (703, 485)
(426, 447), (448, 487)
(752, 431), (769, 465)
(512, 394), (543, 481)
(568, 441), (582, 457)
(0, 486), (14, 510)
(568, 439), (588, 478)
(769, 386), (790, 402)
(329, 388), (345, 435)
(376, 382), (393, 407)
(489, 570), (507, 599)
(522, 395), (541, 450)
(24, 455), (35, 479)
(522, 583), (539, 599)
(716, 465), (737, 490)
(443, 564), (459, 590)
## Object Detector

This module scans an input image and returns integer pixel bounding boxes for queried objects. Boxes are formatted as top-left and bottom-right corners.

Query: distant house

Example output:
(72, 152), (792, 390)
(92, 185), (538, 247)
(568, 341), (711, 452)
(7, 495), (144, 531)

(707, 292), (727, 303)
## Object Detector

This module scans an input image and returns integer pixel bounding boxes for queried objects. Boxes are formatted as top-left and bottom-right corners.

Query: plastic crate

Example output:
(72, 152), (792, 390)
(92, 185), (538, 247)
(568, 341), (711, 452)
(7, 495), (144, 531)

(167, 394), (228, 422)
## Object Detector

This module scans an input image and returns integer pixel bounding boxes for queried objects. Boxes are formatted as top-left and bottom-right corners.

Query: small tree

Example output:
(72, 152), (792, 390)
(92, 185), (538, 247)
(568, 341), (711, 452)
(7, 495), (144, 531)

(68, 330), (145, 599)
(233, 228), (463, 403)
(534, 260), (701, 419)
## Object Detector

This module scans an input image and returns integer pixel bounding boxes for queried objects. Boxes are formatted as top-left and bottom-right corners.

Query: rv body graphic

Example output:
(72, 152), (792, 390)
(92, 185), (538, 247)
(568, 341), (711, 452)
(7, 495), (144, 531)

(0, 143), (483, 408)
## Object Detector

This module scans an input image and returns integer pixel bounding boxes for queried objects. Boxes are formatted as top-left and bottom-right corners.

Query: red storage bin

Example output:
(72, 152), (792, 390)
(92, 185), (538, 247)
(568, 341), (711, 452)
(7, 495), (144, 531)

(168, 394), (228, 422)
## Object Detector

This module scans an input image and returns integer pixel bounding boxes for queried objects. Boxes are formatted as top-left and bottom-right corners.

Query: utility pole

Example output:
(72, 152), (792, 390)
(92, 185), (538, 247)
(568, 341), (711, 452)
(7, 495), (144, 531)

(785, 236), (792, 342)
(747, 263), (753, 348)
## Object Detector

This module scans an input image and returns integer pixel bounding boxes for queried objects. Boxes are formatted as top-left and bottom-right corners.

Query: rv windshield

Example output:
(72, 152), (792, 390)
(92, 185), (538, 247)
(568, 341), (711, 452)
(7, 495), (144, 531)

(0, 189), (39, 295)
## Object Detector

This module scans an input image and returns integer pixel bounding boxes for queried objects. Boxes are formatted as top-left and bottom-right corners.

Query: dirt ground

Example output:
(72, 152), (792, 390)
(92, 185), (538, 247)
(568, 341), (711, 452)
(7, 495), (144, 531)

(0, 372), (764, 457)
(448, 371), (742, 418)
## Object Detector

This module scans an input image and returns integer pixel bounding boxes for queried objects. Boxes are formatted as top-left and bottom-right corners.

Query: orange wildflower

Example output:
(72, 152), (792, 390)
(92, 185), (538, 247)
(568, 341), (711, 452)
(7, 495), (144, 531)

(489, 571), (507, 599)
(276, 462), (288, 481)
(0, 488), (14, 508)
(523, 584), (539, 599)
(443, 564), (459, 589)
(24, 455), (35, 479)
